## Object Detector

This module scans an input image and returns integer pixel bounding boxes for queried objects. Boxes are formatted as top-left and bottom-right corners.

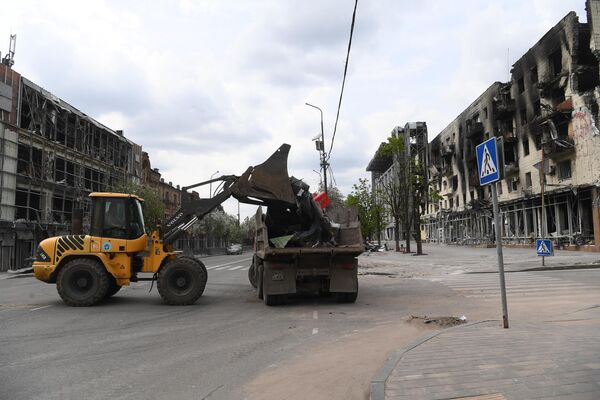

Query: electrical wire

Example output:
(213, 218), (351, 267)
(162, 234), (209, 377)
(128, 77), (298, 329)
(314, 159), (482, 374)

(328, 165), (337, 187)
(327, 0), (358, 161)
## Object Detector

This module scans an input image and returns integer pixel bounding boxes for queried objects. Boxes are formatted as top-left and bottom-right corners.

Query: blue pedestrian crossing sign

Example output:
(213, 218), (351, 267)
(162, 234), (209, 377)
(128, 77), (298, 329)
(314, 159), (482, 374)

(536, 239), (553, 256)
(476, 137), (501, 185)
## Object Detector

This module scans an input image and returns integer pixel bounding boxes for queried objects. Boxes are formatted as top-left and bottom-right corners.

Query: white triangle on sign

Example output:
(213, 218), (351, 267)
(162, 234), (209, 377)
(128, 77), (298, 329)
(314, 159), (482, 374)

(480, 144), (498, 178)
(537, 241), (549, 254)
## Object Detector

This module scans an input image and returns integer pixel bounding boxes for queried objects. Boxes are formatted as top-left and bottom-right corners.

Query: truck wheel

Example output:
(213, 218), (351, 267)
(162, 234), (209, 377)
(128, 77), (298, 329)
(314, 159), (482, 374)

(248, 256), (258, 288)
(105, 277), (121, 299)
(257, 264), (264, 300)
(57, 258), (110, 307)
(335, 292), (358, 303)
(158, 257), (207, 305)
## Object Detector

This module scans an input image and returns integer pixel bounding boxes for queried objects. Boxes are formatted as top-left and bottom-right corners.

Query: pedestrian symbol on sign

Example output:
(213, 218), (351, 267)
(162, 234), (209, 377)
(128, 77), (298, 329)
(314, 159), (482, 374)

(480, 145), (497, 178)
(536, 239), (553, 257)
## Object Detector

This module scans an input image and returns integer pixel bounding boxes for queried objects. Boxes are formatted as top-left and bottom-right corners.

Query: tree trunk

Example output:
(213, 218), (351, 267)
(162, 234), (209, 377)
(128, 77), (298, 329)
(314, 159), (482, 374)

(394, 219), (400, 251)
(404, 216), (411, 253)
(413, 209), (423, 255)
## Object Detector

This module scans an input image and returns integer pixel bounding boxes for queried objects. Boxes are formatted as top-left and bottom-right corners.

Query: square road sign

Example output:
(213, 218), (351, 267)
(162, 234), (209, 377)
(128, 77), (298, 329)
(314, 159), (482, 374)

(536, 239), (553, 256)
(476, 137), (501, 185)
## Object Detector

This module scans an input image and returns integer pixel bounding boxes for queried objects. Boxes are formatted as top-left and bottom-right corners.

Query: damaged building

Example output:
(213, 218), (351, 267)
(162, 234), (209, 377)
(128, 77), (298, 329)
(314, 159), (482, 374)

(367, 122), (428, 242)
(423, 2), (600, 251)
(0, 63), (189, 271)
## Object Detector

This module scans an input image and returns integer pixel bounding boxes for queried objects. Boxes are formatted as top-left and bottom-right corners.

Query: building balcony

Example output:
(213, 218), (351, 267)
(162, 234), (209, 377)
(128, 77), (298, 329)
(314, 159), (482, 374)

(441, 144), (455, 158)
(544, 138), (575, 158)
(504, 162), (519, 177)
(466, 122), (484, 138)
(494, 98), (515, 118)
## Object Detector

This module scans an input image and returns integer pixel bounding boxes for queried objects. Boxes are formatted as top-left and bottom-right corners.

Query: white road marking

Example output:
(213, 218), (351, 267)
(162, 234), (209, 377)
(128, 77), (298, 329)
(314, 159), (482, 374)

(312, 328), (318, 335)
(313, 310), (318, 320)
(229, 265), (246, 271)
(205, 257), (252, 270)
(30, 305), (52, 311)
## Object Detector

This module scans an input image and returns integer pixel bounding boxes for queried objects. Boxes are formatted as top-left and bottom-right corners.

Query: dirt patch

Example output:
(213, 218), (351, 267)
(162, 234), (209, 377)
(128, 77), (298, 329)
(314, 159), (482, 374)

(244, 321), (430, 400)
(407, 314), (467, 328)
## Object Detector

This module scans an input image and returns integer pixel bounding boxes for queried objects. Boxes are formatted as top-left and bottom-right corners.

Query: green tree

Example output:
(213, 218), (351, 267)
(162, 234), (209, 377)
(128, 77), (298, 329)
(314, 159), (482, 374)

(379, 135), (411, 252)
(346, 178), (383, 242)
(112, 181), (164, 232)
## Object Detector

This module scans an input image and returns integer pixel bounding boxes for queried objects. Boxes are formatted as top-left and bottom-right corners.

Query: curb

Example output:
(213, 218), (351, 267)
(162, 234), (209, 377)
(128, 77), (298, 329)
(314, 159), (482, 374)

(369, 319), (497, 400)
(466, 263), (600, 274)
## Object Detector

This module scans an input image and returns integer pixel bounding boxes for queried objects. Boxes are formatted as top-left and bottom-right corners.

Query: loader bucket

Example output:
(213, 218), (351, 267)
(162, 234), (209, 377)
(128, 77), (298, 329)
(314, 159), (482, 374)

(232, 144), (297, 206)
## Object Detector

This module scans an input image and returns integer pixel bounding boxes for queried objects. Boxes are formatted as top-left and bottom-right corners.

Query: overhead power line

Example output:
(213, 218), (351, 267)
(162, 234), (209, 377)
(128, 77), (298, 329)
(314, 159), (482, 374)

(327, 0), (358, 161)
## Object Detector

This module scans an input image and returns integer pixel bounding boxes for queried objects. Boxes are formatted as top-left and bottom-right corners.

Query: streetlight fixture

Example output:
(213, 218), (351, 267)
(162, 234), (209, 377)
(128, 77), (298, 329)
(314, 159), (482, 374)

(305, 102), (328, 194)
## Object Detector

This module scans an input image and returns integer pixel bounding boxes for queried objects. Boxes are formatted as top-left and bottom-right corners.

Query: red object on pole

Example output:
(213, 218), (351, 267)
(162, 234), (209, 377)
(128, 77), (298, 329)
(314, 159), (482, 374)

(313, 192), (331, 209)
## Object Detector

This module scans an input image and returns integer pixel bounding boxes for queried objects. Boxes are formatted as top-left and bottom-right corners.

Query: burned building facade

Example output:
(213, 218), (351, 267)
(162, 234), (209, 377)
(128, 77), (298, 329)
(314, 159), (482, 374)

(424, 4), (600, 251)
(0, 63), (188, 271)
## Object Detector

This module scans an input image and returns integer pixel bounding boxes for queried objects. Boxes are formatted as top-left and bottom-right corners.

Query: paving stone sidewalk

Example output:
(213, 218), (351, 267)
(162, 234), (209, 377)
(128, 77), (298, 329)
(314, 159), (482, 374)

(372, 319), (600, 400)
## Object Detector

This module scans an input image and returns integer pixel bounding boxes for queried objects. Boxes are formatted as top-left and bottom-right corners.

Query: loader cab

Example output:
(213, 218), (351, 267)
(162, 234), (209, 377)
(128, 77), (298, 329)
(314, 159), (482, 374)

(89, 193), (146, 241)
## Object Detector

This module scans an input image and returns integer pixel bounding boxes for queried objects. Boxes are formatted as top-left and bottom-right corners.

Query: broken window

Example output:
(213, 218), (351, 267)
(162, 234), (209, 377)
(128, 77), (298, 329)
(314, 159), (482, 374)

(525, 172), (532, 188)
(15, 189), (41, 221)
(549, 49), (562, 76)
(508, 178), (519, 192)
(449, 198), (453, 209)
(557, 160), (572, 180)
(518, 77), (525, 93)
(520, 107), (527, 126)
(484, 107), (488, 119)
(530, 66), (538, 84)
(55, 157), (75, 186)
(522, 137), (530, 156)
(504, 142), (516, 164)
(451, 176), (458, 191)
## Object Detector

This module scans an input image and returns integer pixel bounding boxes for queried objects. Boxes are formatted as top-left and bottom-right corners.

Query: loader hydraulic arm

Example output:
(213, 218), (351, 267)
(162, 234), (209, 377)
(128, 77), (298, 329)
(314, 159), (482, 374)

(161, 175), (239, 246)
(159, 144), (297, 247)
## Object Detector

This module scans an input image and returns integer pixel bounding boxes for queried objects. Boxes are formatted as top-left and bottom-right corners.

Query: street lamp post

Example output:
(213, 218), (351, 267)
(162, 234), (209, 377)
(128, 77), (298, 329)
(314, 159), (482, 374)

(305, 103), (328, 194)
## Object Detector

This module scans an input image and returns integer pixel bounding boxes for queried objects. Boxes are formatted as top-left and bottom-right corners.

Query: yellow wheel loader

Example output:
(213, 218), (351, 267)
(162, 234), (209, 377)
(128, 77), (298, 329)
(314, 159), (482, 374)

(32, 144), (297, 306)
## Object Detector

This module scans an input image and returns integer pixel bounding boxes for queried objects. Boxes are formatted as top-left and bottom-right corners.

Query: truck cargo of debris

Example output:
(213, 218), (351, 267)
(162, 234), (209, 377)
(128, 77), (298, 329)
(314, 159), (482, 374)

(247, 177), (364, 306)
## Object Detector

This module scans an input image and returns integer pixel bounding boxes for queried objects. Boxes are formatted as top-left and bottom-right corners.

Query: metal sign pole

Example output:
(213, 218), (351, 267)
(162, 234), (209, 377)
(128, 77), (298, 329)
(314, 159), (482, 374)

(491, 183), (509, 329)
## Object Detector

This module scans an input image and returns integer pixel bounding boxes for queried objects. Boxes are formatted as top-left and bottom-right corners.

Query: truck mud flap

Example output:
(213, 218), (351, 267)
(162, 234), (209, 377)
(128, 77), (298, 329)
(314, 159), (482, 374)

(329, 266), (358, 293)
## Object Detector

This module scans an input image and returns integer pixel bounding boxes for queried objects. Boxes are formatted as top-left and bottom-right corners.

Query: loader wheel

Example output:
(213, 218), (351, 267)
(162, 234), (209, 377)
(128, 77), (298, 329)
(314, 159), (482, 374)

(105, 277), (121, 299)
(157, 257), (207, 305)
(57, 258), (110, 307)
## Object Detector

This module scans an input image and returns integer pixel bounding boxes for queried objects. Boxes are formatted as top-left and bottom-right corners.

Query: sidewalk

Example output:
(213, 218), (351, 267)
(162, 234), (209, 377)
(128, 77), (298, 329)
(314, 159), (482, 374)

(371, 317), (600, 400)
(359, 243), (600, 278)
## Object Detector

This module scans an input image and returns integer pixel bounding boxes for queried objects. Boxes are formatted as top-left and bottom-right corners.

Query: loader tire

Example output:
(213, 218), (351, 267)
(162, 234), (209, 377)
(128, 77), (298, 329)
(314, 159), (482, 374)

(57, 258), (110, 307)
(105, 277), (121, 299)
(157, 257), (207, 305)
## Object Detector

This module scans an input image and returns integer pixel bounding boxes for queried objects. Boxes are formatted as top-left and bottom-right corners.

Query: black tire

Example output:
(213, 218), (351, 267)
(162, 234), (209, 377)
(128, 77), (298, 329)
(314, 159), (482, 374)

(335, 291), (358, 303)
(105, 276), (121, 299)
(248, 258), (258, 289)
(57, 258), (110, 307)
(257, 264), (264, 300)
(157, 257), (207, 305)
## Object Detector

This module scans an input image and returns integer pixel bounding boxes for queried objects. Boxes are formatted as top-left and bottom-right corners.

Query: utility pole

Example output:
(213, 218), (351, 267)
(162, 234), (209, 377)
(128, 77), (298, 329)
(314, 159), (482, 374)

(306, 103), (328, 194)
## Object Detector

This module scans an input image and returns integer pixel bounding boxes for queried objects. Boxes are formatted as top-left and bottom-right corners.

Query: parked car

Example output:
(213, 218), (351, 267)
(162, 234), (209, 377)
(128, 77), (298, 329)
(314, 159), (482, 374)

(226, 243), (243, 255)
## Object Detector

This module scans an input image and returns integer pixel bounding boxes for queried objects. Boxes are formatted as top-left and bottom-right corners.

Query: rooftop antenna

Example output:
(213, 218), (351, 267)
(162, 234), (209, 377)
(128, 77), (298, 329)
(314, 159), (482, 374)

(2, 34), (16, 68)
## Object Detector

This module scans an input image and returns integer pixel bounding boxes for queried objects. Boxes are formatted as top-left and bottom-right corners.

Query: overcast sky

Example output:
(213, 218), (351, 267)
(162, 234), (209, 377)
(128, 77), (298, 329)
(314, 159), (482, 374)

(1, 0), (588, 219)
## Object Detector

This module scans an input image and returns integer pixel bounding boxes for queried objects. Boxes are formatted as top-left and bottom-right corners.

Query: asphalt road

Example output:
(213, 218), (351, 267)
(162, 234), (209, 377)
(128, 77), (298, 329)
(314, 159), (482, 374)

(1, 253), (598, 400)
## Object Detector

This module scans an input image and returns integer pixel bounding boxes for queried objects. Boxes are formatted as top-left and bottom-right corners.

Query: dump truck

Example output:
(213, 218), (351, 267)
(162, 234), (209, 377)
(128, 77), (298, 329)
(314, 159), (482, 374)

(32, 144), (300, 306)
(247, 184), (363, 306)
